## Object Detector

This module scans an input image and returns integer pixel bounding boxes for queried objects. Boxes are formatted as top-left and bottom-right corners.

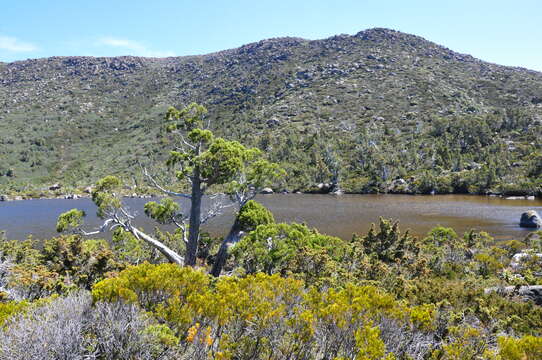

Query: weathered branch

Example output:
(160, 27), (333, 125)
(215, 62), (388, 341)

(201, 195), (235, 225)
(76, 207), (185, 266)
(142, 167), (191, 199)
(171, 216), (189, 244)
(178, 133), (196, 150)
(129, 226), (185, 265)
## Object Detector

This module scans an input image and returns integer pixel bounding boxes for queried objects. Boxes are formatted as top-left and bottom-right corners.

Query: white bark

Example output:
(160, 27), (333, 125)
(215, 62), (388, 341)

(129, 226), (184, 265)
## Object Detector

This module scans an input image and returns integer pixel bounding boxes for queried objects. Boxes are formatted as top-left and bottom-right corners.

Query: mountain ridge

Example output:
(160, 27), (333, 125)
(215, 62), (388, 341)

(3, 28), (541, 74)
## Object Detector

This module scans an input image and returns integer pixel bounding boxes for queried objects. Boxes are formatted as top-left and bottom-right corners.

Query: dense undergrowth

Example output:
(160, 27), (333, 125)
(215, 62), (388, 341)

(0, 203), (541, 359)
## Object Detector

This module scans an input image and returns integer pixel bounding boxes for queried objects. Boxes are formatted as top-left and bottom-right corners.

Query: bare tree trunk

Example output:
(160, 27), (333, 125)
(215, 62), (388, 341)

(210, 219), (242, 277)
(186, 173), (202, 266)
(129, 227), (184, 265)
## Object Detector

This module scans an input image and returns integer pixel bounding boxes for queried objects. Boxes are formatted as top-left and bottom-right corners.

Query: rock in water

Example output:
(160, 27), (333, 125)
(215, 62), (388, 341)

(520, 210), (542, 228)
(261, 187), (274, 194)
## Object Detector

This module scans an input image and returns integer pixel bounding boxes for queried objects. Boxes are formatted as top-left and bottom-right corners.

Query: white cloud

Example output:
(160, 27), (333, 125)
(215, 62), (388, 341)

(97, 37), (175, 57)
(0, 35), (38, 52)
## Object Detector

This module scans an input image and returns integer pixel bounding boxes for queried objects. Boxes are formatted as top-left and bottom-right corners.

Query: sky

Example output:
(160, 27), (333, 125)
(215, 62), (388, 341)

(1, 0), (541, 71)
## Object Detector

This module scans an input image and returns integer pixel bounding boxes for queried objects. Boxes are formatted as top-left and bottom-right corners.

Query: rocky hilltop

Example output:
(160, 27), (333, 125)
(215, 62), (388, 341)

(1, 28), (542, 194)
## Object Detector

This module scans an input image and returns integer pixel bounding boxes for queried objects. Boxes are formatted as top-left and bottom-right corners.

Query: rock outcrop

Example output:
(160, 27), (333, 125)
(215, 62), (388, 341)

(485, 285), (542, 305)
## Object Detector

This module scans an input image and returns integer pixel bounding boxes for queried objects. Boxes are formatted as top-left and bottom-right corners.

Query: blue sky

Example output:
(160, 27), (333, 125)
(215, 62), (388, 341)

(1, 0), (541, 71)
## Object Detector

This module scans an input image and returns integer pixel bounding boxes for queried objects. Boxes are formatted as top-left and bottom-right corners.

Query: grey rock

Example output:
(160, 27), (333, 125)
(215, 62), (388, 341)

(266, 118), (280, 128)
(49, 183), (62, 191)
(510, 252), (542, 270)
(485, 285), (542, 305)
(261, 187), (274, 194)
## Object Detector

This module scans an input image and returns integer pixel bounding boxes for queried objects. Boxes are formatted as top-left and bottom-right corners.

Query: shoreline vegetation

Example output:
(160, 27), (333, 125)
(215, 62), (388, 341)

(0, 186), (540, 202)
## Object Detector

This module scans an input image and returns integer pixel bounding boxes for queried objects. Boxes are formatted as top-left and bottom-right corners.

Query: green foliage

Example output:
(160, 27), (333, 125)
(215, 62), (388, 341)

(432, 327), (492, 360)
(92, 175), (123, 217)
(232, 222), (346, 275)
(144, 197), (180, 224)
(352, 323), (395, 360)
(91, 263), (210, 311)
(41, 235), (121, 289)
(56, 209), (85, 233)
(2, 235), (122, 298)
(353, 217), (415, 263)
(142, 324), (180, 347)
(498, 335), (542, 360)
(0, 301), (29, 326)
(111, 228), (152, 264)
(166, 102), (208, 131)
(165, 104), (284, 192)
(237, 200), (275, 231)
(0, 238), (42, 265)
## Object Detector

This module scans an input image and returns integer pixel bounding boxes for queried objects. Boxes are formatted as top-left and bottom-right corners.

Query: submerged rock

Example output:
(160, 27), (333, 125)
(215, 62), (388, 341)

(520, 210), (542, 228)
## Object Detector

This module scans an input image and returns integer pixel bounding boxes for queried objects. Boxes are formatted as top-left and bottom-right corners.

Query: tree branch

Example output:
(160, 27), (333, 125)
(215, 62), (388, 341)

(143, 167), (191, 199)
(129, 226), (185, 265)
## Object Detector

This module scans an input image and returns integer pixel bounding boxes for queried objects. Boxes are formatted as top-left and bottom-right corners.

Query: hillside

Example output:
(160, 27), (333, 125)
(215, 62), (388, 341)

(1, 28), (542, 196)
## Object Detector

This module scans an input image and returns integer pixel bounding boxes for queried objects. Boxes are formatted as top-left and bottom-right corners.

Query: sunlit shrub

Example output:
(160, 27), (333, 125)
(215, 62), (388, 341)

(232, 222), (346, 276)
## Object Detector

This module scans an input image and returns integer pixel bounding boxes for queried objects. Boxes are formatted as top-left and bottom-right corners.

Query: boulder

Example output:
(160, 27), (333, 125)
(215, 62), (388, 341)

(485, 285), (542, 306)
(520, 210), (542, 228)
(0, 195), (7, 201)
(49, 183), (62, 191)
(510, 252), (542, 270)
(266, 118), (280, 128)
(317, 183), (332, 193)
(261, 187), (274, 194)
(83, 186), (93, 194)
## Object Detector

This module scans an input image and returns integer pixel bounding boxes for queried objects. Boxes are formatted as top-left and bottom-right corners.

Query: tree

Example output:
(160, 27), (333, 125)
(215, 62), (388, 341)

(57, 103), (284, 272)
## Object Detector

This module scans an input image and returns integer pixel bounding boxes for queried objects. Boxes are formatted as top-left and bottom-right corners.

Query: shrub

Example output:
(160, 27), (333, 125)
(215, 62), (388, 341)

(232, 222), (347, 275)
(0, 292), (91, 360)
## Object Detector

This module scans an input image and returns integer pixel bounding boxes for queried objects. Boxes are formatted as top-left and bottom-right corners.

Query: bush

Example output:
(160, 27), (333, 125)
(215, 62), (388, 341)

(231, 222), (347, 276)
(0, 292), (91, 359)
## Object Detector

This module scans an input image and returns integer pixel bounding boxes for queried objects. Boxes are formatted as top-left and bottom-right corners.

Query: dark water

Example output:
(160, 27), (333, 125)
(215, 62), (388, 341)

(1, 194), (541, 241)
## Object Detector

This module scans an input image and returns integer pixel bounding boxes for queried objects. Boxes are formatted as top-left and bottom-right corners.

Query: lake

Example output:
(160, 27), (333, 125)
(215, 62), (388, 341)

(1, 194), (541, 241)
